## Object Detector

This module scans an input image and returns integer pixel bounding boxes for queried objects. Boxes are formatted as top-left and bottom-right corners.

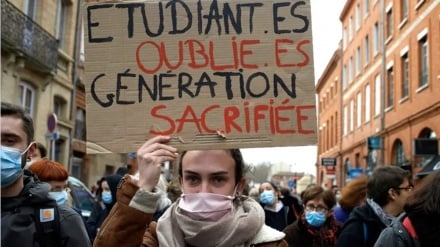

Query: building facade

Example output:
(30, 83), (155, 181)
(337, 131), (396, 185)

(1, 0), (126, 186)
(317, 0), (440, 187)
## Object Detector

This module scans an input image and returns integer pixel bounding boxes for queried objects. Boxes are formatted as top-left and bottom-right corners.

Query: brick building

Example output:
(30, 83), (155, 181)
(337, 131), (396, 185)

(316, 0), (440, 187)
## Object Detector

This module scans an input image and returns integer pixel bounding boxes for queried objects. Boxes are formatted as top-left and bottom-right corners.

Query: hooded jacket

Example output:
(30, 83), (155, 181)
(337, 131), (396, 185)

(1, 173), (91, 247)
(94, 175), (288, 247)
(336, 203), (386, 247)
(87, 174), (123, 242)
(374, 213), (420, 247)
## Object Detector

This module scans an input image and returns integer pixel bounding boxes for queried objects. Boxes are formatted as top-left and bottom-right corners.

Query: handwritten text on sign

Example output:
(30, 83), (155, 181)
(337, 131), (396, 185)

(84, 0), (317, 152)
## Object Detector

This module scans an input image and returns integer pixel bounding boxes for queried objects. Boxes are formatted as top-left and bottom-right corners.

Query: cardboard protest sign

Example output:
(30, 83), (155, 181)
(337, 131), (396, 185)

(84, 0), (317, 153)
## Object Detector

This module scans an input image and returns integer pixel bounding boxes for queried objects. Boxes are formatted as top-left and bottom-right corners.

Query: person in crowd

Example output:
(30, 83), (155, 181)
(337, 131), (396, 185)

(374, 171), (440, 247)
(1, 102), (91, 247)
(259, 181), (296, 231)
(166, 176), (182, 203)
(116, 166), (129, 176)
(93, 135), (288, 247)
(248, 187), (260, 202)
(27, 159), (91, 237)
(280, 186), (303, 222)
(336, 166), (413, 247)
(27, 159), (70, 205)
(333, 175), (368, 224)
(283, 185), (340, 247)
(24, 141), (47, 169)
(127, 152), (139, 175)
(87, 174), (122, 243)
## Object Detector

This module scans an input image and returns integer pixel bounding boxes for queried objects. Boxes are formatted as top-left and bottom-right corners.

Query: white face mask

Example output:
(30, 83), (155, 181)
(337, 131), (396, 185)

(178, 186), (237, 221)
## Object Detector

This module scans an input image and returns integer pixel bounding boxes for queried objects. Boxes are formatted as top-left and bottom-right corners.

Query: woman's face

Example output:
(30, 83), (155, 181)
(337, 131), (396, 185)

(101, 180), (110, 193)
(304, 197), (330, 217)
(180, 150), (244, 196)
(49, 180), (67, 192)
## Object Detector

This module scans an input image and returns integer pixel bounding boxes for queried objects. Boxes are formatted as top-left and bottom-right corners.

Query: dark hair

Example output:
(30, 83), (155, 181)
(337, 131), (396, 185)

(367, 166), (411, 207)
(36, 142), (47, 158)
(302, 185), (336, 209)
(1, 102), (34, 144)
(28, 159), (68, 182)
(259, 181), (279, 193)
(405, 171), (440, 216)
(404, 171), (440, 245)
(179, 149), (245, 184)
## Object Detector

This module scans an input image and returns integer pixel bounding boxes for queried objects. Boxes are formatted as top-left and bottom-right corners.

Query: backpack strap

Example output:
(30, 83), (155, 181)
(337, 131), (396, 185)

(33, 206), (62, 247)
(362, 222), (368, 246)
(402, 216), (418, 239)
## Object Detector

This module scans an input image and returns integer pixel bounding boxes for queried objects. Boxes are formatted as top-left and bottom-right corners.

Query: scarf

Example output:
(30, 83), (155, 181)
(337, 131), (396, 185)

(298, 212), (339, 247)
(156, 197), (265, 247)
(366, 198), (394, 226)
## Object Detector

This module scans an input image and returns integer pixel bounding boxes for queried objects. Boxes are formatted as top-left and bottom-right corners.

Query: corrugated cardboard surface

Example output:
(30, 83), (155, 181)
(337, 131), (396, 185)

(84, 0), (317, 153)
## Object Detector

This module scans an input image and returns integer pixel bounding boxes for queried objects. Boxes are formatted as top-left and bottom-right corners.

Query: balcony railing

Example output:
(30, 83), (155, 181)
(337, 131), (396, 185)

(1, 0), (58, 73)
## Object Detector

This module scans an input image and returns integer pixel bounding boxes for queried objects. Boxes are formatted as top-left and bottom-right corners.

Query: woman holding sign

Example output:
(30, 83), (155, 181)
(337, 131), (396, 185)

(93, 135), (288, 247)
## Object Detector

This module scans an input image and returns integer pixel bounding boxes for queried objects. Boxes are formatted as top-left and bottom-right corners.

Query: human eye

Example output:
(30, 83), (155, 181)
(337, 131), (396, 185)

(211, 176), (227, 186)
(184, 175), (200, 186)
(316, 206), (328, 213)
(1, 135), (18, 147)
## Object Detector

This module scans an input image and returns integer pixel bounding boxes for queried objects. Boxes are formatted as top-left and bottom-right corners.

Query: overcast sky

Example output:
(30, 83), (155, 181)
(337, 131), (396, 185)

(241, 1), (345, 176)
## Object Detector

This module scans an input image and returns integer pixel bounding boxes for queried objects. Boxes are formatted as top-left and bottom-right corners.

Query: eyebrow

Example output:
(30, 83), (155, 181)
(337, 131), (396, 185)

(183, 170), (229, 176)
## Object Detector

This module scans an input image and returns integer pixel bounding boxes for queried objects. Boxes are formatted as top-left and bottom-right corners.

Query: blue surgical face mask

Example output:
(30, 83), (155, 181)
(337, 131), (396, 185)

(101, 191), (113, 204)
(1, 145), (30, 188)
(260, 190), (275, 205)
(305, 211), (326, 227)
(49, 190), (68, 206)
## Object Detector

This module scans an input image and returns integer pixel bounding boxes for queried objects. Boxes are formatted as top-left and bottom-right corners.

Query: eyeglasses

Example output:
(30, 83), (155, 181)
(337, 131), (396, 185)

(394, 185), (414, 192)
(305, 204), (328, 213)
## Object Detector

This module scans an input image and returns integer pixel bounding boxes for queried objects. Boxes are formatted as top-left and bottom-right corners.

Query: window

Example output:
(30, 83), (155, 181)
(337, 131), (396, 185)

(343, 28), (348, 50)
(349, 56), (354, 82)
(356, 47), (361, 74)
(401, 52), (409, 98)
(350, 99), (354, 132)
(364, 0), (370, 16)
(357, 92), (362, 128)
(356, 4), (361, 30)
(19, 82), (36, 117)
(55, 138), (65, 162)
(24, 0), (37, 20)
(343, 65), (348, 89)
(375, 74), (381, 116)
(80, 24), (85, 62)
(54, 96), (67, 120)
(343, 105), (348, 136)
(386, 6), (393, 39)
(365, 84), (371, 122)
(364, 35), (370, 64)
(373, 22), (379, 53)
(349, 17), (354, 41)
(393, 139), (405, 166)
(75, 108), (86, 140)
(419, 35), (429, 87)
(401, 0), (408, 22)
(386, 66), (394, 108)
(56, 0), (67, 49)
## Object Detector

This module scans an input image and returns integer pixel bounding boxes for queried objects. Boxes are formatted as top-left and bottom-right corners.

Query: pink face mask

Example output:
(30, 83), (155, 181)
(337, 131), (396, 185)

(178, 187), (237, 221)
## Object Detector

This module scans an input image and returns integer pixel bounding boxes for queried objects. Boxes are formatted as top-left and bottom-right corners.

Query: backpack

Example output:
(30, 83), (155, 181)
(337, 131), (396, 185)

(33, 205), (63, 247)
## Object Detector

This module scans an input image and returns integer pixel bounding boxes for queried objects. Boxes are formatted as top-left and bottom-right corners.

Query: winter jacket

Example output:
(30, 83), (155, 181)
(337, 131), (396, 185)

(87, 174), (122, 243)
(94, 175), (289, 247)
(336, 203), (386, 247)
(374, 213), (420, 247)
(1, 173), (91, 247)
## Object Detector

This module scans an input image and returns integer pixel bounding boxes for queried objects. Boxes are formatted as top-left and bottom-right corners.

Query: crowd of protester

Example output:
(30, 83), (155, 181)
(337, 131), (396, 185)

(3, 101), (440, 246)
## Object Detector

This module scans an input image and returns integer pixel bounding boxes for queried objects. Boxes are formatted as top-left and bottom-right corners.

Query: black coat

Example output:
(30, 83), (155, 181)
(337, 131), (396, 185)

(336, 203), (386, 247)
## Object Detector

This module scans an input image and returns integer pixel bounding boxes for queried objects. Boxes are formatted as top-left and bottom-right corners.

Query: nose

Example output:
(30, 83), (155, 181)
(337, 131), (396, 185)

(199, 181), (212, 193)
